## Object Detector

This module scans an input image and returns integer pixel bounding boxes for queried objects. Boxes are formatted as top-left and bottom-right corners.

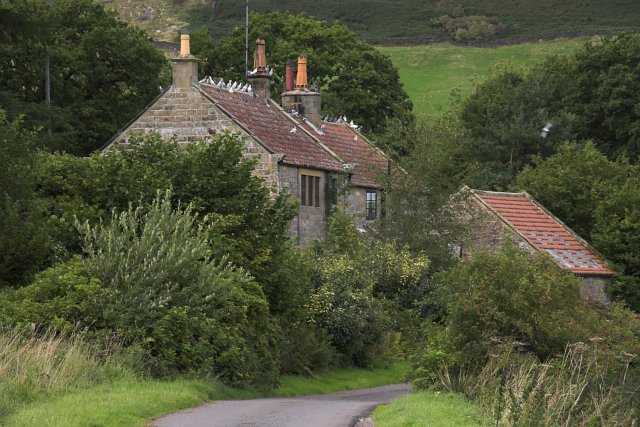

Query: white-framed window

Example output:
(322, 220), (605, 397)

(366, 190), (377, 220)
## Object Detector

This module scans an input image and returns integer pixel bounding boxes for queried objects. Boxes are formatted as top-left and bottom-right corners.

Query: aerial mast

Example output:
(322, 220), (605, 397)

(245, 0), (249, 78)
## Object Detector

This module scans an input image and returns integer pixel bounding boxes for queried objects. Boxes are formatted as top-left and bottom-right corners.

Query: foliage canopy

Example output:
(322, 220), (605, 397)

(191, 12), (414, 156)
(0, 0), (167, 155)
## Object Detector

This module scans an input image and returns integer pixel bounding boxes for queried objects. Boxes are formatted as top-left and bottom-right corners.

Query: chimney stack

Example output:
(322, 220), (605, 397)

(285, 61), (295, 92)
(282, 55), (322, 128)
(247, 38), (272, 99)
(171, 33), (198, 89)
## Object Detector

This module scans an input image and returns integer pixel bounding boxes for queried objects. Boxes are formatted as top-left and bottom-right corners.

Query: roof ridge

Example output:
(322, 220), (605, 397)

(272, 99), (346, 168)
(472, 189), (526, 197)
(471, 188), (614, 276)
(195, 84), (275, 155)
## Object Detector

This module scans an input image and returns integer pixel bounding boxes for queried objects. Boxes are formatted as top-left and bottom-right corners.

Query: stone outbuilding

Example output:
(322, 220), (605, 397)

(462, 188), (614, 304)
(104, 35), (390, 245)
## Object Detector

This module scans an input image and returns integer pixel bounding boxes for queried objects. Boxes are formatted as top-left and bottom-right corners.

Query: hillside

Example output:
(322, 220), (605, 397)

(379, 38), (585, 115)
(104, 0), (640, 42)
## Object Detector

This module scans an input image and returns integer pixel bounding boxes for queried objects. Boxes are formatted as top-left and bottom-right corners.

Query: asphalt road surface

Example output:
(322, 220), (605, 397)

(153, 383), (411, 427)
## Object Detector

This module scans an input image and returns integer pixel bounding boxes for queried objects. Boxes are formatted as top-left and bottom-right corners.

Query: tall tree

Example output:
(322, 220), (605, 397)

(514, 142), (640, 311)
(460, 33), (640, 188)
(0, 111), (50, 287)
(0, 0), (167, 155)
(191, 12), (414, 156)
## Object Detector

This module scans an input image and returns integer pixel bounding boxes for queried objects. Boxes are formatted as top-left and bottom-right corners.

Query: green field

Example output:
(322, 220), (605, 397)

(379, 38), (586, 115)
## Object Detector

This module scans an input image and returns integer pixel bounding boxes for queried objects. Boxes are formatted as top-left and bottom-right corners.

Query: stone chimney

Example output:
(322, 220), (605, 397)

(282, 55), (321, 128)
(247, 38), (272, 99)
(171, 34), (198, 89)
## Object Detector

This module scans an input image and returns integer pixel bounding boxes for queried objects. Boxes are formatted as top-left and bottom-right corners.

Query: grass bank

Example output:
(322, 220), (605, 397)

(379, 39), (584, 115)
(5, 361), (409, 427)
(373, 391), (489, 427)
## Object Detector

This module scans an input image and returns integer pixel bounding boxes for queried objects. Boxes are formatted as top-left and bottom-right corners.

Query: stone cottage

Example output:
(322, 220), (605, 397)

(104, 35), (390, 245)
(461, 188), (614, 304)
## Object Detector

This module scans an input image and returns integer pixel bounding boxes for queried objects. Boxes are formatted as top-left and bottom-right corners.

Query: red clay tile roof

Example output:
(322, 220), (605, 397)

(473, 190), (614, 277)
(297, 120), (389, 188)
(198, 85), (344, 172)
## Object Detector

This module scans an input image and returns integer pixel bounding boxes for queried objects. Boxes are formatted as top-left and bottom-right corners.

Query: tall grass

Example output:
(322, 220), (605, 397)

(0, 328), (135, 420)
(435, 341), (639, 426)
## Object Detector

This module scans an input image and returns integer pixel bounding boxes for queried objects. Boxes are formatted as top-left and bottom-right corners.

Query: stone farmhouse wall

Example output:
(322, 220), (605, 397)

(278, 164), (327, 245)
(460, 198), (536, 258)
(111, 85), (280, 189)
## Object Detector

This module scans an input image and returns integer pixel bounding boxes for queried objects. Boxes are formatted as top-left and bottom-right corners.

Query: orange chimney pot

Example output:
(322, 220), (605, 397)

(285, 61), (294, 92)
(180, 34), (190, 57)
(295, 56), (308, 90)
(254, 38), (267, 72)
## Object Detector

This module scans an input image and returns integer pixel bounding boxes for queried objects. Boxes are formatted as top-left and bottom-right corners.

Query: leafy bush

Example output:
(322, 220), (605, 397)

(409, 244), (601, 387)
(408, 244), (640, 426)
(0, 258), (107, 332)
(438, 244), (598, 363)
(2, 192), (280, 386)
(433, 14), (507, 40)
(306, 205), (431, 367)
(77, 191), (280, 385)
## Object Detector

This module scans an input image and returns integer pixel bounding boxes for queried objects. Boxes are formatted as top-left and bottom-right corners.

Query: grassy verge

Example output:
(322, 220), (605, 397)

(379, 39), (584, 116)
(273, 360), (409, 397)
(5, 361), (409, 427)
(372, 391), (489, 427)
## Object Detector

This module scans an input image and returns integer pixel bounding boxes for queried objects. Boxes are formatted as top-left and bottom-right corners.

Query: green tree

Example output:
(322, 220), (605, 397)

(514, 142), (626, 237)
(38, 133), (300, 317)
(514, 142), (640, 311)
(437, 244), (598, 364)
(459, 58), (576, 188)
(0, 111), (50, 287)
(192, 11), (414, 155)
(459, 34), (640, 187)
(591, 172), (640, 310)
(0, 0), (167, 155)
(379, 114), (477, 269)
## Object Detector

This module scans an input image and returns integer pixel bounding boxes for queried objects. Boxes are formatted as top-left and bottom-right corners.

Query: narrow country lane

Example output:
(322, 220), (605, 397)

(153, 383), (410, 427)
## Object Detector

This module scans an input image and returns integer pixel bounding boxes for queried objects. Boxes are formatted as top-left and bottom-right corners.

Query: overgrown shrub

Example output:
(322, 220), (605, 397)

(408, 243), (640, 424)
(437, 244), (599, 365)
(278, 325), (333, 376)
(306, 205), (430, 367)
(77, 191), (280, 385)
(433, 14), (507, 40)
(456, 339), (639, 425)
(2, 192), (280, 387)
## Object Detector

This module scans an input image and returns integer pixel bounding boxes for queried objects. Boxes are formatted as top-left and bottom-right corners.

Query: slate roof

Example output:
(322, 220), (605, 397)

(296, 120), (389, 188)
(198, 85), (344, 172)
(472, 190), (614, 277)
